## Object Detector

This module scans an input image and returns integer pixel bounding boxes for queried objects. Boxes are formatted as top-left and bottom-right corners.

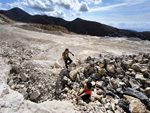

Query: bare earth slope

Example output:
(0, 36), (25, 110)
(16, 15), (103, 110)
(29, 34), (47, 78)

(0, 21), (150, 113)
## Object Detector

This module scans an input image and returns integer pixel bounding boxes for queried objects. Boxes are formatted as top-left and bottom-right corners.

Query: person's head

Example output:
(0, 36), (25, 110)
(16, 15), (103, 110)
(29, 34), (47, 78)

(86, 82), (92, 89)
(65, 48), (69, 53)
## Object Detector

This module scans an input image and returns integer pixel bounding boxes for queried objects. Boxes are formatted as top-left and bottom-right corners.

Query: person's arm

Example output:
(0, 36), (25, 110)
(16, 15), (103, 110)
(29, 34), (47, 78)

(69, 51), (74, 56)
(77, 88), (85, 96)
(76, 92), (86, 99)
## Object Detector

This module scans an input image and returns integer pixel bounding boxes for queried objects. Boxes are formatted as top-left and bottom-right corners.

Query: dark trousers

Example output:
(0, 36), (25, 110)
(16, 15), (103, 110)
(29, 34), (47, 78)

(64, 57), (72, 68)
(81, 94), (91, 103)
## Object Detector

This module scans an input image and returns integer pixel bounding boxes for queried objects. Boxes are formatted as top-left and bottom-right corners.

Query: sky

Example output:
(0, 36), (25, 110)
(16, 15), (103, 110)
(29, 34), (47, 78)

(0, 0), (150, 32)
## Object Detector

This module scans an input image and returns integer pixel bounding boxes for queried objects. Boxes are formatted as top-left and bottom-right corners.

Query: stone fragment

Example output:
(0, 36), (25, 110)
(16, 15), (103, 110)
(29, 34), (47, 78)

(118, 99), (130, 113)
(91, 73), (100, 80)
(95, 95), (103, 102)
(97, 89), (103, 95)
(140, 78), (150, 87)
(110, 78), (120, 89)
(98, 68), (106, 75)
(123, 95), (139, 103)
(20, 73), (28, 81)
(121, 61), (129, 70)
(96, 81), (103, 88)
(53, 61), (62, 68)
(143, 71), (150, 78)
(115, 68), (122, 74)
(104, 58), (110, 65)
(129, 78), (141, 90)
(130, 71), (136, 77)
(144, 87), (150, 98)
(30, 90), (41, 100)
(142, 58), (149, 63)
(135, 72), (144, 79)
(8, 79), (13, 86)
(62, 76), (68, 87)
(91, 81), (95, 86)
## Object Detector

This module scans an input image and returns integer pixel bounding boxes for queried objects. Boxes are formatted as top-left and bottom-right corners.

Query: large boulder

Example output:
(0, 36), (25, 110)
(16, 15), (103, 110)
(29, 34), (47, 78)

(131, 63), (141, 72)
(121, 61), (129, 70)
(69, 70), (77, 81)
(123, 87), (150, 110)
(60, 69), (70, 78)
(106, 64), (115, 73)
(129, 100), (147, 113)
(91, 73), (101, 80)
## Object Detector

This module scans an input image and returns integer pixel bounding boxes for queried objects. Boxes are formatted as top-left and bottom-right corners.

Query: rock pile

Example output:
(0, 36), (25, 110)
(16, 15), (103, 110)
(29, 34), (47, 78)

(7, 60), (61, 103)
(1, 39), (150, 112)
(57, 53), (150, 113)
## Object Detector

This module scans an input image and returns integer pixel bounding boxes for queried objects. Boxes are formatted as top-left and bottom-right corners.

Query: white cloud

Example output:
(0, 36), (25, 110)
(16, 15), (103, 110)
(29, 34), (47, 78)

(5, 0), (90, 17)
(72, 11), (82, 16)
(79, 2), (89, 12)
(41, 10), (66, 18)
(22, 0), (54, 11)
(85, 0), (102, 5)
(90, 3), (127, 12)
(55, 10), (66, 18)
(22, 0), (80, 11)
(6, 0), (24, 9)
(0, 2), (6, 10)
(89, 0), (150, 12)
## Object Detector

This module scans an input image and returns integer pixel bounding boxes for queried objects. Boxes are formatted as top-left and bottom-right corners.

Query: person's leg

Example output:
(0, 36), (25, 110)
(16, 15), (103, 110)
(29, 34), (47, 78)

(64, 59), (68, 68)
(67, 57), (72, 65)
(81, 94), (90, 103)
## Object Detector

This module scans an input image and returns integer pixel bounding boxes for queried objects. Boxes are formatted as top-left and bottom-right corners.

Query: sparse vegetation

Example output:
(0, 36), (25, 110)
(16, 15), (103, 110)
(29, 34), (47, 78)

(0, 14), (14, 23)
(22, 24), (70, 34)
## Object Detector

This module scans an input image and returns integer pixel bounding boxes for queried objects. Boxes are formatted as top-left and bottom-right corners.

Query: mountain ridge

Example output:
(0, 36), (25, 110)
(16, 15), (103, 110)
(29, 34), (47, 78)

(0, 7), (150, 40)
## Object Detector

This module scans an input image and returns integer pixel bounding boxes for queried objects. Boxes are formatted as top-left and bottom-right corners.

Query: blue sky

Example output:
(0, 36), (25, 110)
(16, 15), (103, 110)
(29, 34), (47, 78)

(0, 0), (150, 31)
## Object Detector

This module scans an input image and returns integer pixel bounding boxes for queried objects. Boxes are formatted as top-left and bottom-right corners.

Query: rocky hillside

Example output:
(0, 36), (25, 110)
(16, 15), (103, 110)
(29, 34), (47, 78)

(1, 7), (150, 40)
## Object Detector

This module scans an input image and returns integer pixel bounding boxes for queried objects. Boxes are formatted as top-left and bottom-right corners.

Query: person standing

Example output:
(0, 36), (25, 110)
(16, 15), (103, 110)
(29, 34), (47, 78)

(62, 48), (74, 68)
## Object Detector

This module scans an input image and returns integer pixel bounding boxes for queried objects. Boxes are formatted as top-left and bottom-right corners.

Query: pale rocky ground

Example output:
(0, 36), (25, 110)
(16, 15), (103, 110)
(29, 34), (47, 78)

(0, 18), (150, 113)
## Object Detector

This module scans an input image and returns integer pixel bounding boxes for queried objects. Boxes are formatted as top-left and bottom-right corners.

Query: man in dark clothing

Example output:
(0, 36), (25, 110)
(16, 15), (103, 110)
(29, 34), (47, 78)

(62, 48), (74, 68)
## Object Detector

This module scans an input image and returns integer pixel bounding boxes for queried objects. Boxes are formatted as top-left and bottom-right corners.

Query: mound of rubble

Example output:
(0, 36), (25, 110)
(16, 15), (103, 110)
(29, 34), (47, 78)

(58, 53), (150, 113)
(6, 50), (150, 112)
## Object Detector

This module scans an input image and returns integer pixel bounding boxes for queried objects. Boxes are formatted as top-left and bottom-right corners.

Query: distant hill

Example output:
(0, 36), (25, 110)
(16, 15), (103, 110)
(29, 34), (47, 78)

(0, 7), (150, 40)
